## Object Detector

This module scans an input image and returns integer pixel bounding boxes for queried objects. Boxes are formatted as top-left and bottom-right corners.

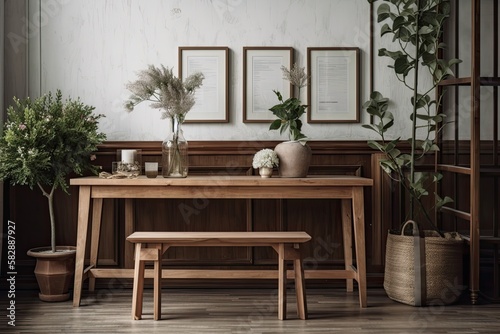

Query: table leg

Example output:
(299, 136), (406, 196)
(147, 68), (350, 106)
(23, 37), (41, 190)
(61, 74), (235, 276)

(73, 186), (91, 307)
(352, 187), (367, 308)
(89, 198), (103, 292)
(341, 199), (354, 292)
(125, 199), (135, 269)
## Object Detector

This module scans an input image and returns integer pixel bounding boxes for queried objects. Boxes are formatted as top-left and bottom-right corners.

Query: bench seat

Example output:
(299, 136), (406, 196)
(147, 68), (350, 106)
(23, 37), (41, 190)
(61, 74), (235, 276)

(127, 231), (311, 321)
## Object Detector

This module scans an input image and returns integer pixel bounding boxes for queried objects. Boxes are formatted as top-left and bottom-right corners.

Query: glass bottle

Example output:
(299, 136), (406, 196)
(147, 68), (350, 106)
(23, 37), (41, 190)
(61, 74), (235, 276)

(162, 115), (188, 177)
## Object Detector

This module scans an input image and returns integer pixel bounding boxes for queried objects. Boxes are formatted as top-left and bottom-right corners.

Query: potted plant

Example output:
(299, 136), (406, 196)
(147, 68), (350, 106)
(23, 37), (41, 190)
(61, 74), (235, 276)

(252, 148), (279, 178)
(0, 90), (106, 301)
(364, 0), (464, 306)
(125, 64), (204, 177)
(269, 63), (311, 177)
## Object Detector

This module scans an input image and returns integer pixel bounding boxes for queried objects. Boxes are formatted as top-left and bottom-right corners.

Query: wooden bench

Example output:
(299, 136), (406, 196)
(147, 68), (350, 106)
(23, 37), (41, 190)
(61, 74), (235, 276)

(126, 231), (311, 321)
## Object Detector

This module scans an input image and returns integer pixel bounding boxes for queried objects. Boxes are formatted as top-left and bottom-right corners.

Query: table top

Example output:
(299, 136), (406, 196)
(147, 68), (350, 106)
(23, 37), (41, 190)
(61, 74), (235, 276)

(70, 175), (373, 187)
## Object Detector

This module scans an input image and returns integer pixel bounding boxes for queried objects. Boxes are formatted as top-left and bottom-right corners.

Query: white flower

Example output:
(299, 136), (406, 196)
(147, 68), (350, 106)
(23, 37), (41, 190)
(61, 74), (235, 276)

(252, 149), (279, 169)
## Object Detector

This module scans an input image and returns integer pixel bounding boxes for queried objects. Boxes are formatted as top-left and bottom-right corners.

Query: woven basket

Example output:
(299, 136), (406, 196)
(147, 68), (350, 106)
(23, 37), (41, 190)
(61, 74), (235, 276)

(384, 221), (464, 306)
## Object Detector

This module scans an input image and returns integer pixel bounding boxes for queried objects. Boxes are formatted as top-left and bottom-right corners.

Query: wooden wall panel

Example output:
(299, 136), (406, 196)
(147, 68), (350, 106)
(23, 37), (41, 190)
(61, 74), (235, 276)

(1, 140), (394, 289)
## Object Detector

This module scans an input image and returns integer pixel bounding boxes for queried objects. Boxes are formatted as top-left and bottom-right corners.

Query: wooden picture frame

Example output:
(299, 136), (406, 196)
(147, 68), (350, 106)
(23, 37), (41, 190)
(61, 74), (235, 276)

(243, 47), (294, 123)
(178, 46), (229, 123)
(307, 47), (360, 123)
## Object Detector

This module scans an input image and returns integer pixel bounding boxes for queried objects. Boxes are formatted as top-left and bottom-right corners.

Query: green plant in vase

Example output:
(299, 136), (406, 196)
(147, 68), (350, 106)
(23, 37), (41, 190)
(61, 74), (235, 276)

(125, 65), (204, 177)
(269, 63), (309, 144)
(268, 63), (312, 178)
(364, 0), (464, 306)
(0, 90), (106, 253)
(0, 90), (106, 301)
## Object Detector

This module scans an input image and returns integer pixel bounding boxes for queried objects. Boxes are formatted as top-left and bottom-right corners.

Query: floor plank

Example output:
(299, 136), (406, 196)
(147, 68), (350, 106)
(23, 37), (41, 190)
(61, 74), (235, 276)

(4, 288), (500, 333)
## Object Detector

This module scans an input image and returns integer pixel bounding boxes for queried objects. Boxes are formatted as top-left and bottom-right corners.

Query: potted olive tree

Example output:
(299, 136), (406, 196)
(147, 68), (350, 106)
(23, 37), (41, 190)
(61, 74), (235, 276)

(364, 0), (464, 306)
(0, 90), (106, 301)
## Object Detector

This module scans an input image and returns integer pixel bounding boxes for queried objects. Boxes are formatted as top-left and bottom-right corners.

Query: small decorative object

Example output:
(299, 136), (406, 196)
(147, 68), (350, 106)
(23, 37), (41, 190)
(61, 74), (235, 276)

(0, 90), (106, 301)
(145, 162), (159, 178)
(252, 149), (279, 178)
(112, 161), (140, 178)
(113, 149), (142, 177)
(269, 63), (312, 177)
(258, 167), (273, 178)
(124, 65), (204, 178)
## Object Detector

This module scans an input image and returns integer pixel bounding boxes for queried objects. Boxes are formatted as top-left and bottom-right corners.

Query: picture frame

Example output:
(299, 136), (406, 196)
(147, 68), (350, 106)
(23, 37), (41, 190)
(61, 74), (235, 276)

(307, 47), (360, 123)
(178, 46), (229, 123)
(243, 47), (294, 123)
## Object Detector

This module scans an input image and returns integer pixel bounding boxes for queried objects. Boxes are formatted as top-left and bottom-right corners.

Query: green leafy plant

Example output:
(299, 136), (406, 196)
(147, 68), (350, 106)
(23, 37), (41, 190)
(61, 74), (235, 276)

(0, 90), (106, 252)
(269, 63), (309, 143)
(364, 0), (460, 232)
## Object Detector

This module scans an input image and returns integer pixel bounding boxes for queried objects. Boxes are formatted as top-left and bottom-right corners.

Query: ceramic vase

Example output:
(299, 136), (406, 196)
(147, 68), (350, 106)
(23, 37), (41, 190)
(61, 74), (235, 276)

(273, 141), (312, 177)
(259, 167), (273, 178)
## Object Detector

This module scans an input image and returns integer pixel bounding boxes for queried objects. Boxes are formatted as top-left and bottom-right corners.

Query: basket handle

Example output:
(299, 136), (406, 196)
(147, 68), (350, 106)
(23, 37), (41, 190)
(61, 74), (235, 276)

(401, 220), (426, 305)
(401, 220), (421, 237)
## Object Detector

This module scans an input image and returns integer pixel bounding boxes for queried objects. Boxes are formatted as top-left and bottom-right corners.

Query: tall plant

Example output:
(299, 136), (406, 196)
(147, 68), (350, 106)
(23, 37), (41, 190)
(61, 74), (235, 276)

(269, 63), (309, 143)
(0, 91), (106, 252)
(364, 0), (460, 231)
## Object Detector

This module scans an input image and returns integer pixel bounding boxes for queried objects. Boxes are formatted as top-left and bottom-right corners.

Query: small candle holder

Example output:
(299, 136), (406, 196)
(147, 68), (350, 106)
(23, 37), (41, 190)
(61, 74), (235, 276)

(116, 149), (142, 175)
(112, 161), (141, 178)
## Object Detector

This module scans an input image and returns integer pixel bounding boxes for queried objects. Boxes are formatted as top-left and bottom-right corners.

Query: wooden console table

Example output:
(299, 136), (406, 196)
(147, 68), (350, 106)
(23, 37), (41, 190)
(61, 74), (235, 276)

(70, 175), (373, 308)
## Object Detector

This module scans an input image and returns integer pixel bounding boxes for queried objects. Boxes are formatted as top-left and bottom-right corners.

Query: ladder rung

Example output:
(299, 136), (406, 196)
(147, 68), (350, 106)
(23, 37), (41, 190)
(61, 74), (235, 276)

(441, 206), (471, 221)
(437, 164), (471, 175)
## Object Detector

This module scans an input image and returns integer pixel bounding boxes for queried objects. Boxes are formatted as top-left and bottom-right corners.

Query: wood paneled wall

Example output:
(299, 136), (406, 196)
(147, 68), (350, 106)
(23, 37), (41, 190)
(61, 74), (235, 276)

(3, 140), (500, 293)
(3, 140), (403, 289)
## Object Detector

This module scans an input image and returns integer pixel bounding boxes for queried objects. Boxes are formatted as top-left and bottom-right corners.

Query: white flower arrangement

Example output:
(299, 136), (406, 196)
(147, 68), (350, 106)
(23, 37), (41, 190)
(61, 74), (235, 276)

(252, 149), (279, 169)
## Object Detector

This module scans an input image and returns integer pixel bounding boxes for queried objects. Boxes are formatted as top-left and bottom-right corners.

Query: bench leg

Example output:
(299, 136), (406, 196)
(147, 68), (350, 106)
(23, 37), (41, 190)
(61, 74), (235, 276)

(293, 245), (307, 320)
(153, 245), (162, 321)
(132, 243), (145, 320)
(277, 243), (287, 320)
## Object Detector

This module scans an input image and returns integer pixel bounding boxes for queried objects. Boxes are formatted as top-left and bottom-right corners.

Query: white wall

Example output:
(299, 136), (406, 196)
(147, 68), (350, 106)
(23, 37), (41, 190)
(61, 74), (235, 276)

(29, 0), (418, 142)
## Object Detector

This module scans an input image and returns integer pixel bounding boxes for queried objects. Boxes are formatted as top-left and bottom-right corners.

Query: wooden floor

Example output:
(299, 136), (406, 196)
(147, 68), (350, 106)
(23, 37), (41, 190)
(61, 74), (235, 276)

(5, 288), (500, 333)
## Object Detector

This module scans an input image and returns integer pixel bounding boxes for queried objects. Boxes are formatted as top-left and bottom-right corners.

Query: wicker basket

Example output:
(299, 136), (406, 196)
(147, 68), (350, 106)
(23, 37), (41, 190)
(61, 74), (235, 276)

(384, 221), (464, 306)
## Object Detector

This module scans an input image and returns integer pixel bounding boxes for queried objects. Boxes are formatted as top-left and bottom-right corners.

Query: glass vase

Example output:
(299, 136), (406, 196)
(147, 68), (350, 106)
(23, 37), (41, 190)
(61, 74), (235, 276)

(162, 115), (188, 178)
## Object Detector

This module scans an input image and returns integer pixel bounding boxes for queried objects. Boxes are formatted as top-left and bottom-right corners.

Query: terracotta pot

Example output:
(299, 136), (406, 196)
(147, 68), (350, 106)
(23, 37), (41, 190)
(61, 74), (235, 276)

(274, 141), (312, 177)
(27, 246), (76, 302)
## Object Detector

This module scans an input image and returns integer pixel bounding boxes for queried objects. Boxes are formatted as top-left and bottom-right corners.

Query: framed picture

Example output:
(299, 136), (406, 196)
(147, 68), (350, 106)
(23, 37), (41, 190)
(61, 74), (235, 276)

(307, 47), (360, 123)
(243, 47), (294, 123)
(178, 46), (229, 123)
